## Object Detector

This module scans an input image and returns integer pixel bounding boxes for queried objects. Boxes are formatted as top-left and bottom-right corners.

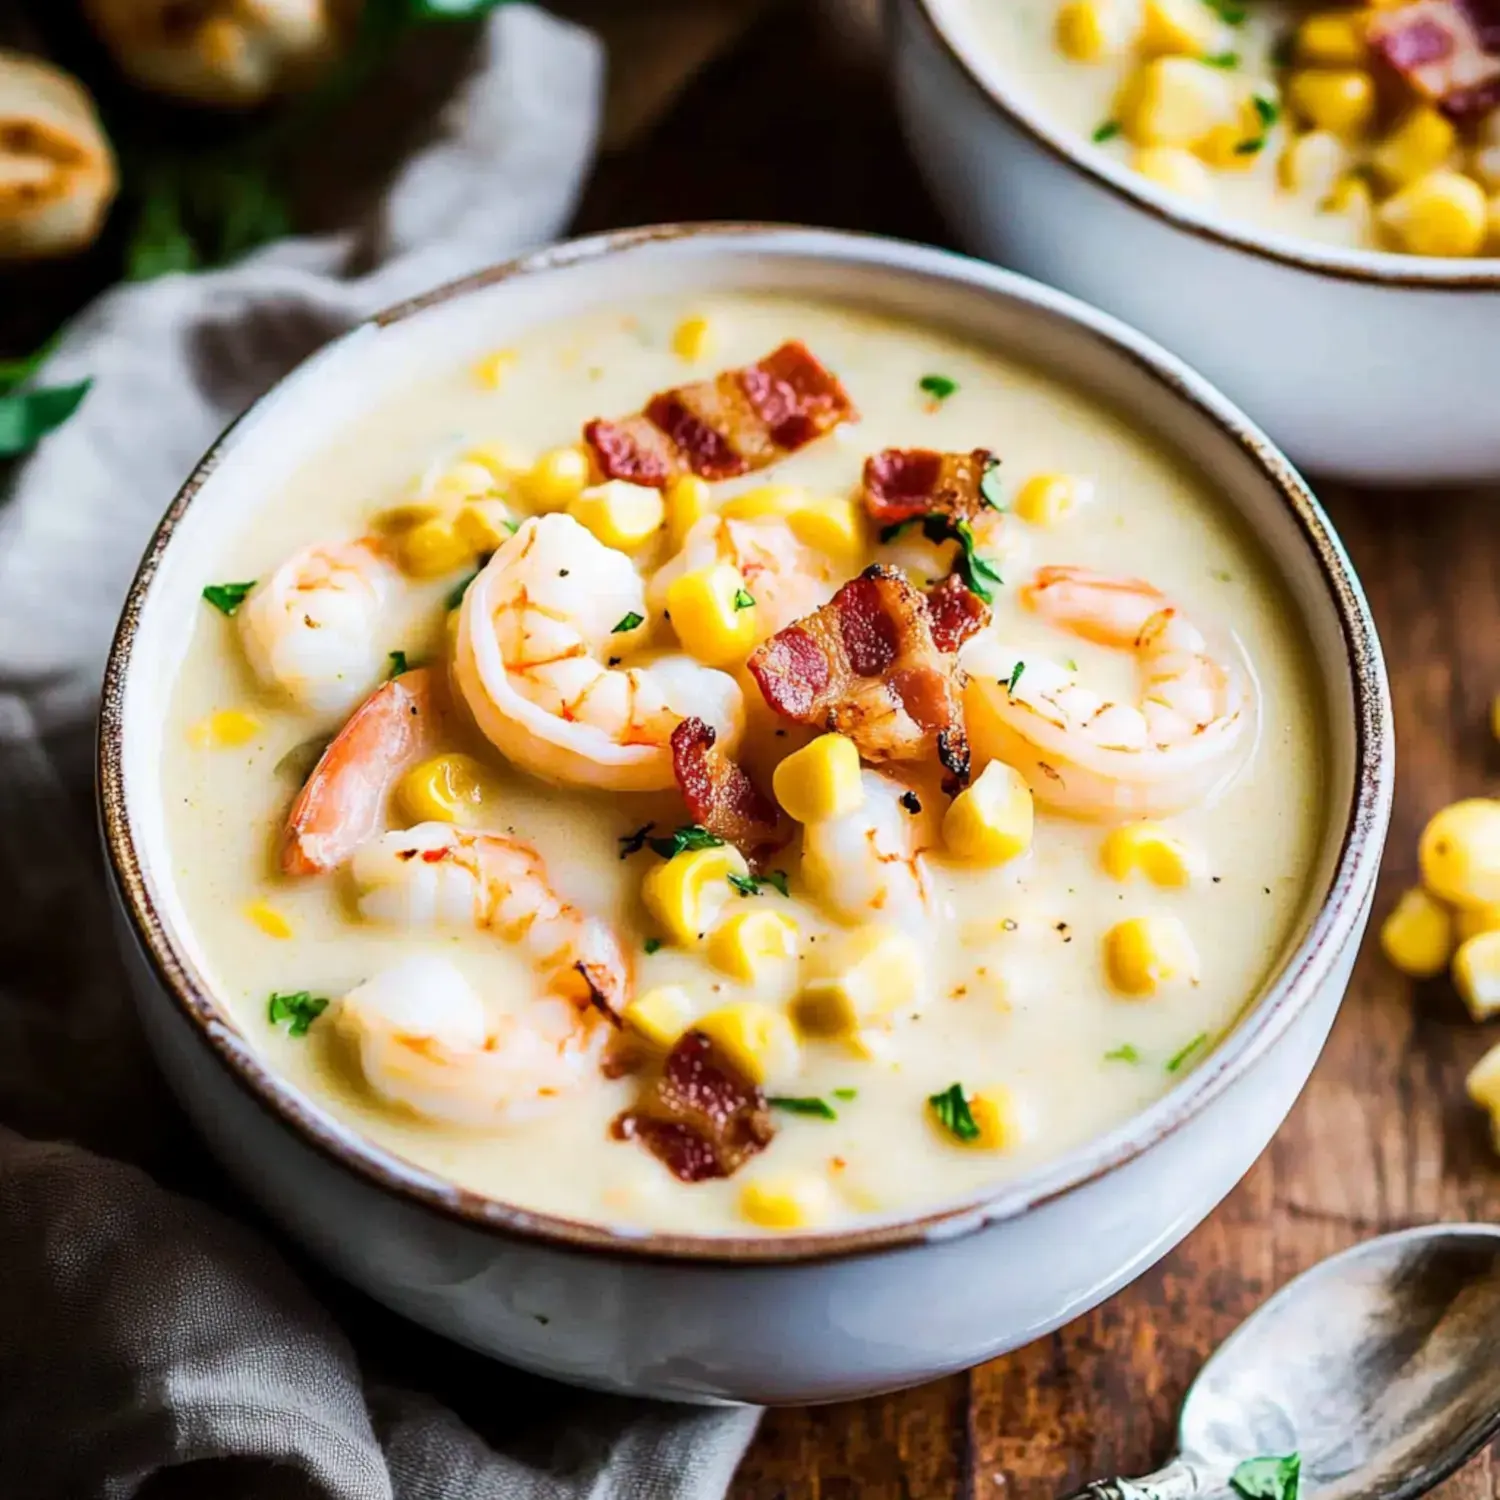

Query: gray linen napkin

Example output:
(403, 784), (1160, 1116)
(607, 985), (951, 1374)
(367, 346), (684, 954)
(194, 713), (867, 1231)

(0, 8), (760, 1495)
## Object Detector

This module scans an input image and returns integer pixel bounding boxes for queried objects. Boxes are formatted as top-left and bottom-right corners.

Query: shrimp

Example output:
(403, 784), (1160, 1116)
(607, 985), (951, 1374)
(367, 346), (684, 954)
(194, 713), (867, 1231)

(799, 770), (940, 931)
(239, 537), (400, 716)
(452, 513), (744, 792)
(333, 954), (611, 1128)
(963, 565), (1253, 819)
(281, 667), (447, 876)
(349, 821), (630, 1016)
(648, 513), (839, 639)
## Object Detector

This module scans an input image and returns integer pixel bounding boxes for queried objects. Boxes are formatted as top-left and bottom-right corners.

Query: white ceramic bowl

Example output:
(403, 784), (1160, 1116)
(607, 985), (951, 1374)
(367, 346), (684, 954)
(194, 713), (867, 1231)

(889, 0), (1500, 487)
(100, 225), (1393, 1406)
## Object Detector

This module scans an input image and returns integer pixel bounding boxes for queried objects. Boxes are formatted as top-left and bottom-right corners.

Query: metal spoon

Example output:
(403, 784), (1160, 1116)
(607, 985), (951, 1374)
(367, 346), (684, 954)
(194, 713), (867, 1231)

(1063, 1224), (1500, 1500)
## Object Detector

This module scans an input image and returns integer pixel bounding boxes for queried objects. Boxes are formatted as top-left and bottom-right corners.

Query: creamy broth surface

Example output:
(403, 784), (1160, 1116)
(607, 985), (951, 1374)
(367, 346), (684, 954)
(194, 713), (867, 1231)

(162, 293), (1324, 1235)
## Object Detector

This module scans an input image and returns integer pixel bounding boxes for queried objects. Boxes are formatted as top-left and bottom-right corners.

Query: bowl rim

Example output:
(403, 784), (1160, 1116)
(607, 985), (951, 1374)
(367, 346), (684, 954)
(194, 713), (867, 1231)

(902, 0), (1500, 292)
(98, 220), (1392, 1266)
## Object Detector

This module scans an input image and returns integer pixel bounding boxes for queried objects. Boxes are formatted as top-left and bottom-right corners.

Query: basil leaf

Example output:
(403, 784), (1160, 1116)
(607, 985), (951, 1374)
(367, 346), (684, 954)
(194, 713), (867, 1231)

(928, 1082), (980, 1142)
(0, 380), (91, 457)
(202, 581), (257, 616)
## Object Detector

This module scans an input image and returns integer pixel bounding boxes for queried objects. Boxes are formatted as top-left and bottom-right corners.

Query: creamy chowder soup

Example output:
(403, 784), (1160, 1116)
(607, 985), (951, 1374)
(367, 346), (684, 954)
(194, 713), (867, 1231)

(162, 292), (1323, 1236)
(962, 0), (1500, 257)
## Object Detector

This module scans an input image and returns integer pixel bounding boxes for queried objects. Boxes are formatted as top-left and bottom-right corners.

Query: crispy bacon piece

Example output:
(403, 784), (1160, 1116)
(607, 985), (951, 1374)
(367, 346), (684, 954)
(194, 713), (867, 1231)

(669, 717), (788, 870)
(748, 564), (972, 787)
(1369, 0), (1500, 117)
(583, 341), (857, 488)
(613, 1030), (774, 1183)
(861, 447), (997, 528)
(925, 573), (990, 654)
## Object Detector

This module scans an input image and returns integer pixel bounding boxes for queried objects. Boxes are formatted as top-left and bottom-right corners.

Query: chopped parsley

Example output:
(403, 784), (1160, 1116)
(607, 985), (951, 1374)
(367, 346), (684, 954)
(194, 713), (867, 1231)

(832, 1087), (858, 1100)
(729, 869), (791, 898)
(644, 937), (663, 955)
(446, 571), (478, 609)
(769, 1095), (838, 1120)
(1234, 137), (1268, 156)
(918, 373), (959, 402)
(1230, 1456), (1300, 1500)
(979, 458), (1006, 511)
(267, 990), (329, 1038)
(1065, 657), (1079, 672)
(1104, 1044), (1141, 1064)
(927, 1082), (980, 1143)
(1252, 94), (1280, 129)
(1203, 49), (1240, 68)
(732, 588), (756, 611)
(648, 824), (725, 860)
(617, 822), (656, 858)
(1204, 0), (1247, 24)
(1166, 1032), (1210, 1073)
(878, 512), (1003, 603)
(387, 650), (409, 678)
(202, 581), (256, 616)
(1005, 661), (1026, 695)
(612, 611), (645, 634)
(1092, 120), (1122, 144)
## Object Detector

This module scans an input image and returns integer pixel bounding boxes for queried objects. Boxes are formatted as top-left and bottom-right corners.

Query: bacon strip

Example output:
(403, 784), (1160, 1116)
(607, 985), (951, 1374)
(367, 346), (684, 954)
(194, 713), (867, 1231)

(748, 564), (972, 788)
(861, 447), (997, 528)
(925, 573), (990, 655)
(584, 341), (857, 488)
(1369, 0), (1500, 117)
(613, 1030), (774, 1183)
(669, 717), (788, 870)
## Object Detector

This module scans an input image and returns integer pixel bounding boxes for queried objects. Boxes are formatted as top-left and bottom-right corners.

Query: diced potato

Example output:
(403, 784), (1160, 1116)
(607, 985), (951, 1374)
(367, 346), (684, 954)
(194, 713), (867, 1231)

(672, 315), (715, 362)
(1119, 57), (1239, 149)
(1279, 129), (1351, 196)
(568, 480), (665, 552)
(1378, 886), (1454, 979)
(188, 709), (261, 748)
(396, 517), (473, 577)
(1055, 0), (1134, 62)
(1454, 931), (1500, 1021)
(772, 733), (864, 824)
(1101, 822), (1198, 887)
(1467, 1038), (1500, 1112)
(1104, 914), (1200, 996)
(1013, 473), (1094, 526)
(397, 753), (498, 825)
(1419, 799), (1500, 908)
(1137, 0), (1231, 59)
(1285, 69), (1376, 138)
(244, 899), (293, 939)
(1296, 11), (1369, 67)
(641, 843), (751, 948)
(1133, 145), (1215, 199)
(665, 474), (713, 548)
(708, 909), (800, 984)
(968, 1087), (1024, 1151)
(942, 761), (1034, 866)
(1371, 107), (1458, 188)
(792, 925), (923, 1037)
(1457, 902), (1500, 945)
(622, 986), (694, 1049)
(524, 446), (592, 511)
(473, 349), (517, 389)
(695, 1001), (801, 1086)
(429, 460), (503, 505)
(454, 498), (515, 554)
(739, 1173), (830, 1229)
(665, 562), (758, 666)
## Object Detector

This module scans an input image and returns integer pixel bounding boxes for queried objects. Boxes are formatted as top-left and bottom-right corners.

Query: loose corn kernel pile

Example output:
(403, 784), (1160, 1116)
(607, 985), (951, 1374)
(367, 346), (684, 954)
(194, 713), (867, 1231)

(1054, 0), (1500, 256)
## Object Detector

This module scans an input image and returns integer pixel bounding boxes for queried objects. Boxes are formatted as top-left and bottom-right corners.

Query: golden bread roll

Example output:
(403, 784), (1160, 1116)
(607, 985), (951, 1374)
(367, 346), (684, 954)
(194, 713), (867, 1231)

(0, 51), (117, 261)
(83, 0), (355, 107)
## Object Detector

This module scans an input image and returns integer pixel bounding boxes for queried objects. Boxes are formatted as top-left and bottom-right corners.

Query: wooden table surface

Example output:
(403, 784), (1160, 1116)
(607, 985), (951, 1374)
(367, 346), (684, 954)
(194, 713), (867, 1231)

(574, 6), (1500, 1496)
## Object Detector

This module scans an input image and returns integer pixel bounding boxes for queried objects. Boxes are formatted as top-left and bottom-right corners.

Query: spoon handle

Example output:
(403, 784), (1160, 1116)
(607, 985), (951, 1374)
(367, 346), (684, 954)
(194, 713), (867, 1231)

(1059, 1459), (1206, 1500)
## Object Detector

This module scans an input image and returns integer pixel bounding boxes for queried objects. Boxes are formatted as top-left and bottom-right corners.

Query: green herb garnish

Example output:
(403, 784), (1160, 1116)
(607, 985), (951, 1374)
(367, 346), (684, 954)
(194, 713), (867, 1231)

(387, 650), (409, 678)
(1065, 657), (1079, 672)
(1005, 662), (1026, 695)
(1230, 1455), (1300, 1500)
(952, 520), (1003, 603)
(644, 937), (663, 955)
(918, 373), (958, 402)
(728, 870), (791, 899)
(769, 1095), (838, 1120)
(1203, 50), (1241, 68)
(1253, 95), (1280, 129)
(1104, 1044), (1141, 1064)
(1233, 137), (1268, 156)
(979, 458), (1006, 510)
(927, 1083), (980, 1143)
(202, 581), (257, 616)
(612, 611), (645, 634)
(832, 1087), (858, 1100)
(1204, 0), (1247, 24)
(268, 990), (329, 1038)
(648, 824), (725, 860)
(1092, 120), (1123, 144)
(0, 378), (91, 458)
(1166, 1033), (1210, 1073)
(618, 823), (657, 858)
(732, 588), (756, 611)
(446, 571), (478, 609)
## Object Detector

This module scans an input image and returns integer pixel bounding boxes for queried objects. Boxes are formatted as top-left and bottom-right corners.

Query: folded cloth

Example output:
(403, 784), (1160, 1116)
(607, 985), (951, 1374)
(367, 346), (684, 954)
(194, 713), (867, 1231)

(0, 7), (760, 1496)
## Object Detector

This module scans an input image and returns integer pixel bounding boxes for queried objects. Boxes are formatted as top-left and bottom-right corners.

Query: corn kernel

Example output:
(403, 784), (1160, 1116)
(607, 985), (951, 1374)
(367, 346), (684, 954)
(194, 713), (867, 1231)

(1013, 472), (1093, 526)
(622, 986), (694, 1050)
(943, 761), (1034, 866)
(1286, 69), (1376, 137)
(1379, 887), (1454, 979)
(739, 1174), (830, 1229)
(1133, 145), (1215, 198)
(1101, 822), (1198, 887)
(1296, 11), (1369, 67)
(1104, 914), (1200, 996)
(1467, 1038), (1500, 1112)
(188, 709), (261, 748)
(1421, 800), (1500, 907)
(1055, 0), (1130, 62)
(721, 483), (808, 522)
(641, 843), (751, 948)
(1457, 902), (1500, 945)
(792, 925), (924, 1037)
(524, 446), (592, 511)
(672, 315), (715, 362)
(708, 909), (800, 984)
(665, 563), (758, 666)
(772, 733), (864, 824)
(694, 1001), (801, 1085)
(397, 753), (498, 825)
(968, 1087), (1024, 1151)
(785, 494), (865, 564)
(665, 474), (714, 548)
(372, 500), (445, 533)
(1381, 170), (1491, 256)
(1137, 0), (1231, 59)
(464, 442), (531, 484)
(1120, 57), (1239, 148)
(244, 899), (293, 939)
(473, 349), (517, 389)
(1454, 931), (1500, 1021)
(1279, 129), (1352, 196)
(1371, 107), (1458, 188)
(429, 461), (502, 504)
(568, 480), (666, 552)
(454, 499), (516, 554)
(397, 517), (473, 577)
